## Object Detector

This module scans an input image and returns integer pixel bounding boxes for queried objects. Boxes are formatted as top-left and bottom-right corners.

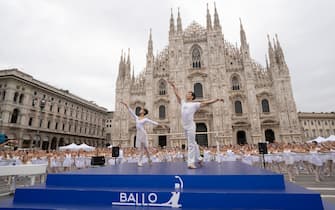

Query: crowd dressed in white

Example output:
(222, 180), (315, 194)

(1, 137), (335, 183)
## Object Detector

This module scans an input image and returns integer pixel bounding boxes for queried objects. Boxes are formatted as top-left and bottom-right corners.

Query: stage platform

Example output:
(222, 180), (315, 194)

(0, 161), (333, 210)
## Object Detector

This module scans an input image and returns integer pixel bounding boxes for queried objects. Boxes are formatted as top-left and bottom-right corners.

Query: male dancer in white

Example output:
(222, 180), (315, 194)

(167, 81), (224, 169)
(120, 101), (164, 167)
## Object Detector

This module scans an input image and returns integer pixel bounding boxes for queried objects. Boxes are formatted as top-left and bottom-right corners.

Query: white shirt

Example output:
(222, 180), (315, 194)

(128, 108), (159, 133)
(119, 149), (124, 158)
(181, 100), (200, 129)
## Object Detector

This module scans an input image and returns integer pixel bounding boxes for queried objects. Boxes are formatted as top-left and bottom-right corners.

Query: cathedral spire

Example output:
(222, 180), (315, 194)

(132, 66), (135, 82)
(267, 35), (275, 67)
(275, 34), (286, 64)
(120, 49), (123, 65)
(146, 29), (154, 67)
(123, 51), (126, 63)
(213, 2), (221, 31)
(177, 8), (183, 34)
(275, 34), (281, 48)
(169, 8), (175, 37)
(125, 48), (131, 79)
(127, 48), (130, 64)
(272, 37), (277, 51)
(118, 49), (125, 80)
(265, 54), (269, 70)
(239, 18), (248, 49)
(147, 28), (153, 57)
(206, 3), (212, 31)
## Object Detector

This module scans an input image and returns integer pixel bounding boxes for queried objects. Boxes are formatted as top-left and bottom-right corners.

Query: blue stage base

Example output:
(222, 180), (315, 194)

(0, 161), (332, 210)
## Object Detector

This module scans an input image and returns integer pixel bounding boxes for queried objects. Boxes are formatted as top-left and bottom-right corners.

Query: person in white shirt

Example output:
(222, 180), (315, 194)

(167, 80), (224, 169)
(117, 144), (124, 164)
(121, 101), (165, 167)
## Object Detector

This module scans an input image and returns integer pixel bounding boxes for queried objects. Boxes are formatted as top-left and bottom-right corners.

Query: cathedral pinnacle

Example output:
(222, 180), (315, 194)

(132, 66), (135, 82)
(267, 34), (286, 68)
(206, 3), (212, 31)
(267, 34), (272, 48)
(267, 34), (275, 66)
(239, 18), (248, 49)
(169, 8), (175, 37)
(147, 28), (153, 57)
(120, 49), (123, 64)
(127, 48), (131, 64)
(273, 37), (277, 50)
(177, 7), (183, 34)
(275, 34), (286, 66)
(213, 2), (221, 31)
(275, 34), (284, 57)
(117, 49), (126, 80)
(265, 54), (269, 70)
(125, 48), (131, 79)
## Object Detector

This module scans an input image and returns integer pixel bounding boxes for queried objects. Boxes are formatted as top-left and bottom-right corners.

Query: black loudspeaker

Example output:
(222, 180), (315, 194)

(91, 156), (105, 166)
(181, 144), (186, 150)
(258, 142), (268, 154)
(112, 147), (120, 158)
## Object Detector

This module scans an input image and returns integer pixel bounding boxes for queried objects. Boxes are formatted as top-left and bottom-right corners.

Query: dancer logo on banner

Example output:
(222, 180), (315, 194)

(112, 176), (183, 208)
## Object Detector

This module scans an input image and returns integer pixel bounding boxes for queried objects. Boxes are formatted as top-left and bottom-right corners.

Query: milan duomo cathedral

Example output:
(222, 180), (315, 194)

(112, 5), (302, 148)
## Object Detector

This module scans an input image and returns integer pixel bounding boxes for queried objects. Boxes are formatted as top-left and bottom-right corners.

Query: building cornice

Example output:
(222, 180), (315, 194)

(0, 69), (108, 113)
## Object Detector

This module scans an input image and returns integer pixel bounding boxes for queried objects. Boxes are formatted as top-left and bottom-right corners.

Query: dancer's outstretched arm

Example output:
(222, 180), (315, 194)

(200, 98), (224, 108)
(120, 101), (137, 119)
(166, 80), (181, 104)
(145, 118), (168, 129)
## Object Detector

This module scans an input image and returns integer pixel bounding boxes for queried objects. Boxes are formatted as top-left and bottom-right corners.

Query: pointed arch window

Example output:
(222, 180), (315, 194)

(10, 108), (20, 123)
(192, 47), (201, 69)
(261, 99), (270, 113)
(235, 100), (243, 114)
(231, 76), (241, 90)
(159, 80), (167, 95)
(159, 105), (166, 119)
(194, 83), (203, 98)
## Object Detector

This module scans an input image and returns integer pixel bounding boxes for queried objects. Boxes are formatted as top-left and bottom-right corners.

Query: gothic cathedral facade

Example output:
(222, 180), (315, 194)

(112, 6), (302, 148)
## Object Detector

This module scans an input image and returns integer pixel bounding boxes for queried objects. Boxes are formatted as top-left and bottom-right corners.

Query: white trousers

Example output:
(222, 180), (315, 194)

(184, 125), (200, 165)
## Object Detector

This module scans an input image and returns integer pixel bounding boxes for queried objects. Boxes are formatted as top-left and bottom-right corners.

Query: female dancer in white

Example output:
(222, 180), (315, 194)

(167, 80), (224, 169)
(120, 101), (164, 167)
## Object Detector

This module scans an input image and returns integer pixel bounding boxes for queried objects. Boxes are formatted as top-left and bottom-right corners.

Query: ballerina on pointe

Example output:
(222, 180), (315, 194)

(120, 101), (165, 167)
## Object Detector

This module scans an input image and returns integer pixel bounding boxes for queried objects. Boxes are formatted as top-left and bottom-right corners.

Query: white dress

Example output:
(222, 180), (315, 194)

(128, 108), (159, 148)
(309, 150), (323, 166)
(283, 149), (295, 165)
(63, 154), (72, 167)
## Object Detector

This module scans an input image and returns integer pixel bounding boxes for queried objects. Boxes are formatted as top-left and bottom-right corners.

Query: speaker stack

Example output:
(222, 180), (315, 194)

(112, 146), (120, 158)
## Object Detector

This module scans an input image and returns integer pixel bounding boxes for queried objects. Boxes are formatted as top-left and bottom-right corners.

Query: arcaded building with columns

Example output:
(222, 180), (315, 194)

(112, 5), (302, 148)
(298, 112), (335, 140)
(0, 69), (107, 149)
